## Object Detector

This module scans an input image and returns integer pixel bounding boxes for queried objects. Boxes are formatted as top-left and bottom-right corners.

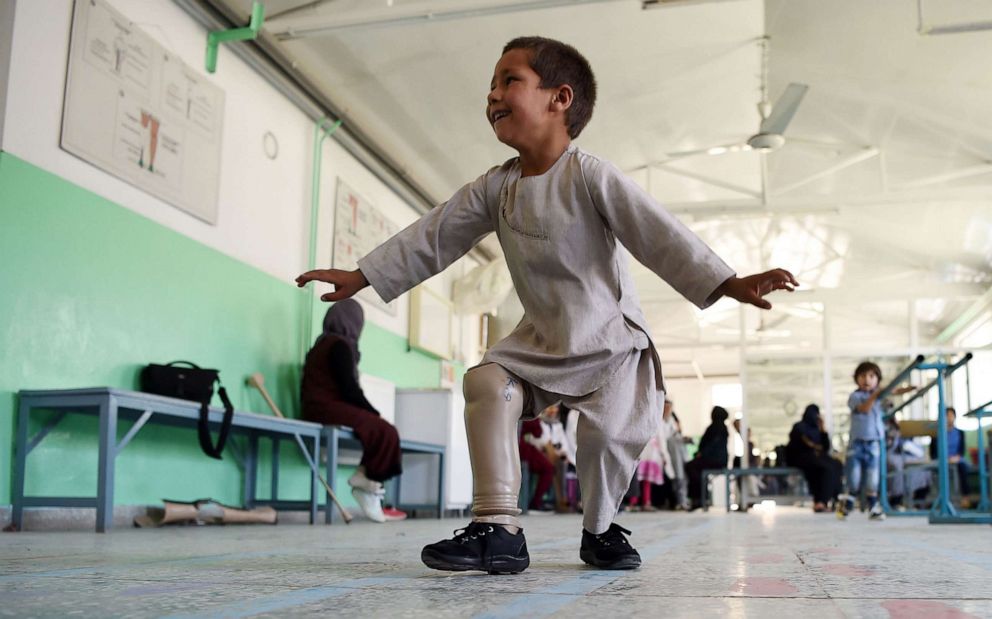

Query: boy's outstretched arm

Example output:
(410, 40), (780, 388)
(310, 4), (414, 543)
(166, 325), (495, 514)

(716, 269), (799, 310)
(295, 268), (369, 302)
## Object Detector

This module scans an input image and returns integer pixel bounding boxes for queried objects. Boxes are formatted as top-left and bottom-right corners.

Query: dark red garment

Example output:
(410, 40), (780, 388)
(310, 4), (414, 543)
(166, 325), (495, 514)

(301, 335), (402, 482)
(520, 419), (554, 510)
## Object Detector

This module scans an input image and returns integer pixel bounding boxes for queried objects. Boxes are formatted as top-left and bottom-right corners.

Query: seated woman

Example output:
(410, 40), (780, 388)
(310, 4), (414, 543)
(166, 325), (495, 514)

(685, 406), (731, 510)
(519, 416), (556, 512)
(785, 404), (842, 512)
(301, 300), (404, 522)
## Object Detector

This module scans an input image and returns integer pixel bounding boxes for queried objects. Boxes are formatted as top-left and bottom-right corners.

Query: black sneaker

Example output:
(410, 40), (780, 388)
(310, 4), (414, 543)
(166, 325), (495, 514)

(580, 523), (641, 569)
(421, 522), (529, 575)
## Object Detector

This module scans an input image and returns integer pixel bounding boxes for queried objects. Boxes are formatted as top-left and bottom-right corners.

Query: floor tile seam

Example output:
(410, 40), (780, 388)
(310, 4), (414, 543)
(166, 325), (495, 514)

(793, 549), (835, 603)
(883, 534), (992, 572)
(34, 571), (435, 587)
(471, 520), (718, 619)
(0, 550), (291, 581)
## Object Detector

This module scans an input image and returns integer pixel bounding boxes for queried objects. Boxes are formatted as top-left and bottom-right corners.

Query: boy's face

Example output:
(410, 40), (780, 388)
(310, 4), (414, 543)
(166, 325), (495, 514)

(487, 49), (563, 151)
(856, 371), (879, 391)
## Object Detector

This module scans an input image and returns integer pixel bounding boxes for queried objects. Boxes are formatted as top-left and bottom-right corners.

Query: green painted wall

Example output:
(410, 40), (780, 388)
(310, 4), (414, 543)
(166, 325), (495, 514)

(0, 151), (456, 511)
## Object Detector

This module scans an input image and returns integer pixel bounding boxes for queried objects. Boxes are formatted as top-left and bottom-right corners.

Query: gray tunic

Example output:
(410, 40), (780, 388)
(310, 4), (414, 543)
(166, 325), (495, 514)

(358, 145), (735, 396)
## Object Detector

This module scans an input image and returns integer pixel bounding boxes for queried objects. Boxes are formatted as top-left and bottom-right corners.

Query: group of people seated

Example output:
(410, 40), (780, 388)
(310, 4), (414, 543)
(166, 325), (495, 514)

(780, 403), (975, 513)
(302, 303), (978, 522)
(519, 398), (695, 514)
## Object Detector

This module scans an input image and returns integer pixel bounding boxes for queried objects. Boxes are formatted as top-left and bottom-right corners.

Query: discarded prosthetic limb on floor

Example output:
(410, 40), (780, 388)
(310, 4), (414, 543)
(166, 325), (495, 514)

(133, 499), (277, 527)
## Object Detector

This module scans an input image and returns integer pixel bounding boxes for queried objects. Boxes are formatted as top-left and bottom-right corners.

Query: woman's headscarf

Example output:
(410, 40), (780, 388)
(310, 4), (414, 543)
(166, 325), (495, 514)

(795, 403), (823, 443)
(317, 300), (364, 367)
(710, 406), (729, 425)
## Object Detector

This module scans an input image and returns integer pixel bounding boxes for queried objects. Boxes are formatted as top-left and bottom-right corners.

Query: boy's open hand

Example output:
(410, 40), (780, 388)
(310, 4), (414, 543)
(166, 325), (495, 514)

(718, 269), (798, 310)
(295, 268), (369, 302)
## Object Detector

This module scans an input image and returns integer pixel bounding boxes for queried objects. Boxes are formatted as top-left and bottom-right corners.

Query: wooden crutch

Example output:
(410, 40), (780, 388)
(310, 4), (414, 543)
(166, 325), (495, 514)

(246, 372), (353, 524)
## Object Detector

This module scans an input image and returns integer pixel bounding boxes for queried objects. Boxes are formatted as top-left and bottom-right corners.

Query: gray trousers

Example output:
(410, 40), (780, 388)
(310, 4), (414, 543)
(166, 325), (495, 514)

(464, 347), (662, 534)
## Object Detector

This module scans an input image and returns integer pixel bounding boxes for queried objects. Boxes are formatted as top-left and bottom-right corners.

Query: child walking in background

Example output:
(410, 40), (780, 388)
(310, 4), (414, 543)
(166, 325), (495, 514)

(298, 36), (796, 573)
(630, 405), (673, 511)
(837, 361), (915, 520)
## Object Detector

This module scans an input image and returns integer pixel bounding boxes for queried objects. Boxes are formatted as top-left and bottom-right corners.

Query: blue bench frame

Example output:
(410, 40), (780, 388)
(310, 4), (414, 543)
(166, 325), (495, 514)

(322, 426), (445, 523)
(13, 388), (322, 532)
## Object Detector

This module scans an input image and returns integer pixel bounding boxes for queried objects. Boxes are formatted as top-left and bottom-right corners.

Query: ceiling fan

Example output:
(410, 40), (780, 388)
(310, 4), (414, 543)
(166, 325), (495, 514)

(665, 82), (809, 160)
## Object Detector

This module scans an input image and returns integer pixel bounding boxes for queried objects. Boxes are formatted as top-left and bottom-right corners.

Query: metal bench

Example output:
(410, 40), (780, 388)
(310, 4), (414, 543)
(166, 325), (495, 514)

(322, 426), (446, 523)
(702, 467), (806, 512)
(13, 388), (322, 532)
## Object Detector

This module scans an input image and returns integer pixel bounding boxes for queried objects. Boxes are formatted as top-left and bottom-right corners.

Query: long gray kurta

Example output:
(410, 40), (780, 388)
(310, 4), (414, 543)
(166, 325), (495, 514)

(358, 144), (735, 397)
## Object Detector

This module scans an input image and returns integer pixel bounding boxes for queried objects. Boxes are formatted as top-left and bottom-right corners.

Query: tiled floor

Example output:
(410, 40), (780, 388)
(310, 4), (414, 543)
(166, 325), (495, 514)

(2, 507), (990, 618)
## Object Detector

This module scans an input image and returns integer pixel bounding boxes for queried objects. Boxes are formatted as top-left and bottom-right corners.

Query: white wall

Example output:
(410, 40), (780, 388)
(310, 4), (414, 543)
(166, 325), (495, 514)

(3, 0), (483, 354)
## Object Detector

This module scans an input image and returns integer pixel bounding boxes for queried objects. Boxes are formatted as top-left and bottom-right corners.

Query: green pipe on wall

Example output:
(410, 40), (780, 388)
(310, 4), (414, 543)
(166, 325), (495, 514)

(205, 1), (265, 74)
(301, 118), (344, 359)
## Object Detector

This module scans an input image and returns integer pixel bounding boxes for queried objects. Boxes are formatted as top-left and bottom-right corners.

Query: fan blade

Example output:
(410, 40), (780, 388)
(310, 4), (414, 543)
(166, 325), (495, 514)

(759, 83), (809, 136)
(665, 142), (751, 160)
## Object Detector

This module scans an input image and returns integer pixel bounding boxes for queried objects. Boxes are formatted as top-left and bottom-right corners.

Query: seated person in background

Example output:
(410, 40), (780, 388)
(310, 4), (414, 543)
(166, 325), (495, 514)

(301, 300), (405, 522)
(786, 404), (842, 512)
(886, 418), (929, 509)
(929, 407), (972, 500)
(629, 402), (671, 512)
(685, 406), (731, 510)
(663, 403), (690, 510)
(525, 404), (573, 512)
(519, 416), (556, 512)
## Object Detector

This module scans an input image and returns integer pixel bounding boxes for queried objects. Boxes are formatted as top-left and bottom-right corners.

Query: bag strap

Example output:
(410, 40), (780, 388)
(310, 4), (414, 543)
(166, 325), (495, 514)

(167, 360), (202, 369)
(197, 381), (234, 460)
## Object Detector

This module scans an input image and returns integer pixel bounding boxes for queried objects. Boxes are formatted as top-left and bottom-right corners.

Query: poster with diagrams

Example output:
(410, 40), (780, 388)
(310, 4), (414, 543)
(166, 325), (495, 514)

(61, 0), (224, 223)
(332, 180), (400, 315)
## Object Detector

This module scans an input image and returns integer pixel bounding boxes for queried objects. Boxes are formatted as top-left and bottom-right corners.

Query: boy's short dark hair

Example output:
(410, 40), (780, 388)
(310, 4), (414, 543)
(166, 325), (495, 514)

(502, 36), (597, 139)
(853, 361), (882, 383)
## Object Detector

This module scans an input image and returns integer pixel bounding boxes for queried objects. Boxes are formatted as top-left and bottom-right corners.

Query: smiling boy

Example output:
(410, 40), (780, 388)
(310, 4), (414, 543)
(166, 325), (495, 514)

(297, 36), (797, 573)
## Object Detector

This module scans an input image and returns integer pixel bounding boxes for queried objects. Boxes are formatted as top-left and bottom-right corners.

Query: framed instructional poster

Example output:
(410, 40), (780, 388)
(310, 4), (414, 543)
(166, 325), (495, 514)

(61, 0), (224, 223)
(332, 179), (399, 315)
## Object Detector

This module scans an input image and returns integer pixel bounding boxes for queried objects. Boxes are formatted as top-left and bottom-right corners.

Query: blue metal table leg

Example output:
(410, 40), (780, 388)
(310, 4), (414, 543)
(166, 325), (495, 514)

(11, 397), (30, 531)
(245, 434), (258, 508)
(977, 416), (990, 512)
(327, 427), (339, 524)
(437, 450), (445, 519)
(309, 434), (319, 525)
(96, 396), (118, 533)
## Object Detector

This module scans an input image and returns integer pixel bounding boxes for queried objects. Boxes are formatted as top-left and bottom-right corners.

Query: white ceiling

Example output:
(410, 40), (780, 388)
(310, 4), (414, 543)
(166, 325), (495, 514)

(215, 0), (992, 389)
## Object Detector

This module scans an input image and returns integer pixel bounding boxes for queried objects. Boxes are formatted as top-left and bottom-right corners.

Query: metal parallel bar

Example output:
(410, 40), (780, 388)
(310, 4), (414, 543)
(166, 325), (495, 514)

(890, 375), (940, 416)
(877, 354), (926, 401)
(966, 399), (992, 417)
(888, 354), (973, 416)
(26, 411), (69, 454)
(114, 410), (153, 456)
(95, 397), (118, 533)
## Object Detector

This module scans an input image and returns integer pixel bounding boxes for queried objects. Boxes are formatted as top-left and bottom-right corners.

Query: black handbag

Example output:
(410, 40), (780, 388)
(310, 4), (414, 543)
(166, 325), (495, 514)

(140, 361), (234, 460)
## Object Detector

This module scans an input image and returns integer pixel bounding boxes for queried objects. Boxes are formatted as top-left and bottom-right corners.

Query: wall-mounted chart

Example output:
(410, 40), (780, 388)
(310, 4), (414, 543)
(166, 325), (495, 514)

(61, 0), (224, 223)
(332, 179), (400, 315)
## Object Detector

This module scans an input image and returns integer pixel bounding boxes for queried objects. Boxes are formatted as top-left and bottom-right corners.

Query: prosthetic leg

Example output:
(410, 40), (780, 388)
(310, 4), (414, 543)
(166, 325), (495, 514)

(420, 364), (530, 574)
